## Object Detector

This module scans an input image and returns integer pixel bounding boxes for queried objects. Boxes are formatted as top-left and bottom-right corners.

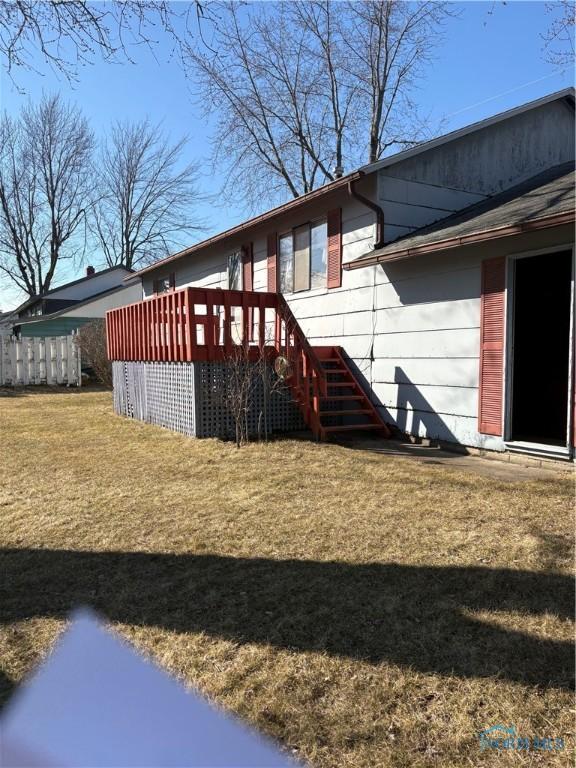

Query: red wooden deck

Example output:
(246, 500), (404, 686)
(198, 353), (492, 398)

(106, 286), (390, 441)
(107, 287), (279, 363)
(106, 286), (328, 437)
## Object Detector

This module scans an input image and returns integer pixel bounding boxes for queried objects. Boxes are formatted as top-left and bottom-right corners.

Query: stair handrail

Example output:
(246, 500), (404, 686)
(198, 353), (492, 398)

(276, 293), (327, 398)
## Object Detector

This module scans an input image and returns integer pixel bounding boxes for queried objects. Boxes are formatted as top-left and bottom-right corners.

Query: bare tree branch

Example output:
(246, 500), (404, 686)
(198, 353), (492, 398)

(542, 0), (575, 66)
(0, 1), (210, 87)
(91, 120), (202, 270)
(0, 94), (93, 296)
(184, 0), (451, 209)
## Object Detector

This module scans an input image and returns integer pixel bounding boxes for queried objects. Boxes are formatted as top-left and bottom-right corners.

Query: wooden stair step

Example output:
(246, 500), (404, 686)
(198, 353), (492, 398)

(323, 424), (383, 432)
(286, 344), (391, 440)
(326, 382), (358, 388)
(321, 394), (364, 401)
(320, 409), (372, 416)
(325, 369), (350, 375)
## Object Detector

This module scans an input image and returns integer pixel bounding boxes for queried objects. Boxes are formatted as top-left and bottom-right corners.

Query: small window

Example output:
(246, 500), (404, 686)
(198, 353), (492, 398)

(154, 274), (175, 294)
(228, 251), (242, 291)
(279, 233), (293, 293)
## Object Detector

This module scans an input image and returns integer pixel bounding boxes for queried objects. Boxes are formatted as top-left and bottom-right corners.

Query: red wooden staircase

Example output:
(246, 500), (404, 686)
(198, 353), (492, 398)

(311, 346), (391, 440)
(273, 296), (391, 441)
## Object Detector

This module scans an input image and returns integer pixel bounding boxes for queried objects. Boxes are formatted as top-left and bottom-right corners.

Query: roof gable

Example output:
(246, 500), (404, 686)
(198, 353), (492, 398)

(362, 88), (575, 176)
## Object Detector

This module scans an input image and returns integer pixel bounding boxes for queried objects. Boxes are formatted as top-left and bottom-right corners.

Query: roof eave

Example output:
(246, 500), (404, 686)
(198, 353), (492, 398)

(133, 171), (364, 279)
(344, 210), (576, 270)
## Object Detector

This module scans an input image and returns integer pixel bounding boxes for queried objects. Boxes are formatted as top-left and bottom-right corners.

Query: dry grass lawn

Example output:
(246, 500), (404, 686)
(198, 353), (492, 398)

(0, 389), (574, 767)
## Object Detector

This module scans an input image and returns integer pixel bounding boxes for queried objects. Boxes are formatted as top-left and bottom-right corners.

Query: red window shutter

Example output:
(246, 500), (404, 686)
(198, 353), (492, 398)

(267, 233), (277, 292)
(327, 208), (342, 289)
(242, 243), (254, 340)
(242, 243), (253, 291)
(478, 256), (506, 436)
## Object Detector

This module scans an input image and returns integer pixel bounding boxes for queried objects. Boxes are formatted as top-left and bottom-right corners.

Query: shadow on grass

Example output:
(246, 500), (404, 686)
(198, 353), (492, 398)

(0, 669), (13, 705)
(1, 548), (573, 700)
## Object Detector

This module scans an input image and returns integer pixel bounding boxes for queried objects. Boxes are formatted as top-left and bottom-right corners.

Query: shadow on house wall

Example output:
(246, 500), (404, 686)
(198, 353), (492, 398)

(1, 547), (573, 703)
(378, 255), (481, 306)
(340, 356), (461, 447)
(393, 366), (460, 445)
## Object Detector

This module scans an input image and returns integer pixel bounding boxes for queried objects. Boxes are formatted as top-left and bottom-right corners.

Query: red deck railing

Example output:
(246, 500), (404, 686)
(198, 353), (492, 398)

(106, 286), (327, 436)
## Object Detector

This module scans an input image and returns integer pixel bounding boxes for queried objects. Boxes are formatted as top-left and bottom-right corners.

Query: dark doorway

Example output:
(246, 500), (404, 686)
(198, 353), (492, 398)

(511, 250), (572, 445)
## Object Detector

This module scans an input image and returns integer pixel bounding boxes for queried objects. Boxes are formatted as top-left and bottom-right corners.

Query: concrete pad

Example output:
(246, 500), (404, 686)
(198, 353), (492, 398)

(338, 437), (574, 483)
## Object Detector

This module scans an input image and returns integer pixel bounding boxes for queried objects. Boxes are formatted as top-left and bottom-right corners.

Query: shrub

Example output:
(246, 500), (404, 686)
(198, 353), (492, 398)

(75, 319), (112, 387)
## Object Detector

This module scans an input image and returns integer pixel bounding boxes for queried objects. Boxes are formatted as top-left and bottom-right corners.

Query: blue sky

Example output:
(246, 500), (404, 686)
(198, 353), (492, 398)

(0, 0), (573, 308)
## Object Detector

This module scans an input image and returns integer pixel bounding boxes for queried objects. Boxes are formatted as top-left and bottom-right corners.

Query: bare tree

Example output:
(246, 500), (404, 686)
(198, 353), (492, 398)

(542, 1), (575, 66)
(221, 335), (292, 447)
(185, 0), (450, 208)
(222, 345), (261, 448)
(75, 319), (112, 387)
(91, 120), (201, 270)
(343, 1), (450, 163)
(0, 94), (93, 296)
(185, 3), (322, 207)
(0, 1), (208, 85)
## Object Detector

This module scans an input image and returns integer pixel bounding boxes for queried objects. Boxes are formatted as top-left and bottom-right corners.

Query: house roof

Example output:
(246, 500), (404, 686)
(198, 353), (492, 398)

(11, 282), (137, 329)
(13, 265), (134, 315)
(133, 87), (575, 280)
(345, 163), (576, 270)
(360, 87), (575, 174)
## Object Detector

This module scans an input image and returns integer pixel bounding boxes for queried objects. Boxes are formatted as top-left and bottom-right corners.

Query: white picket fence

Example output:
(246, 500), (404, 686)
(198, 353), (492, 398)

(0, 335), (81, 386)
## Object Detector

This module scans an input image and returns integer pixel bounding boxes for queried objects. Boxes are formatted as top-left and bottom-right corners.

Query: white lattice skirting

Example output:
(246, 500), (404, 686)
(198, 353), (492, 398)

(112, 360), (305, 439)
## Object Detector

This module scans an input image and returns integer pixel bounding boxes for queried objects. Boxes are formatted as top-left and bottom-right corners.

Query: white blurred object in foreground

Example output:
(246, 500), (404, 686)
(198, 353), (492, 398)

(0, 610), (296, 767)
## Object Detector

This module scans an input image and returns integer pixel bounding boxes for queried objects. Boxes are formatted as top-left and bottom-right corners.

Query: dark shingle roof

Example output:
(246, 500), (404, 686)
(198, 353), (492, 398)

(346, 163), (575, 269)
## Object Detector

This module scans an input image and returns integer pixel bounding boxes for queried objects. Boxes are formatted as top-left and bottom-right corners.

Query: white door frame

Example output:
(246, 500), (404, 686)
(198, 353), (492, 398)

(504, 243), (575, 454)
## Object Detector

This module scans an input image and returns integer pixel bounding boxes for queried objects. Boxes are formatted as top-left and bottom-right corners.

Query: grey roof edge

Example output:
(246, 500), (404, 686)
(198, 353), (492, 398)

(13, 265), (135, 315)
(12, 282), (138, 327)
(360, 88), (575, 174)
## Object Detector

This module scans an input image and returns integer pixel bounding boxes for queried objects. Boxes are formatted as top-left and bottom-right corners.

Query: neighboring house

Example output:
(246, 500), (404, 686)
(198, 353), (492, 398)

(9, 266), (141, 337)
(108, 88), (576, 459)
(0, 311), (13, 334)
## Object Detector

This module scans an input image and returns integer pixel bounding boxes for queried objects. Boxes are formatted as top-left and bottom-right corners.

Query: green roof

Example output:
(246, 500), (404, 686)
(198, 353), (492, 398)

(16, 317), (96, 337)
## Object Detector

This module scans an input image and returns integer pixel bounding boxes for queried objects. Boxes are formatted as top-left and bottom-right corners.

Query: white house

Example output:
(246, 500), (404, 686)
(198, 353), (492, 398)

(108, 89), (575, 459)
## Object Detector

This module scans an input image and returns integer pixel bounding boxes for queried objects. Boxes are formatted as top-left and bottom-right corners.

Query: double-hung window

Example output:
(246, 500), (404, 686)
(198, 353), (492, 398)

(279, 219), (327, 293)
